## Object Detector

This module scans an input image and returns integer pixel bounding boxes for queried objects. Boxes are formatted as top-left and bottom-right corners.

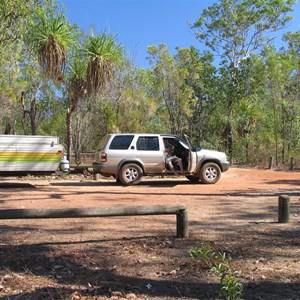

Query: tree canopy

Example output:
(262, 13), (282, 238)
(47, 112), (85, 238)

(0, 0), (299, 167)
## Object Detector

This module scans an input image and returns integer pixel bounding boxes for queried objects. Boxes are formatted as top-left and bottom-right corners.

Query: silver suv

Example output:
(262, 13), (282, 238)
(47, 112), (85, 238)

(93, 133), (229, 185)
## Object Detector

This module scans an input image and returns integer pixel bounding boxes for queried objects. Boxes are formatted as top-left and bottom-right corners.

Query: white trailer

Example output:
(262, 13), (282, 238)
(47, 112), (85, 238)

(0, 135), (64, 174)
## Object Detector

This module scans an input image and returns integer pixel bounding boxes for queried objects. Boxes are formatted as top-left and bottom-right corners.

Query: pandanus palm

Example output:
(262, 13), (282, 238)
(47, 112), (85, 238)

(65, 33), (123, 161)
(66, 55), (87, 161)
(34, 15), (123, 160)
(32, 12), (77, 159)
(84, 33), (123, 97)
(33, 12), (75, 83)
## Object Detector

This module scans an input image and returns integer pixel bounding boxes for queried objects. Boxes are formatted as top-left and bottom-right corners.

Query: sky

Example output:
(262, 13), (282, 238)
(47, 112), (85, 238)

(58, 0), (300, 68)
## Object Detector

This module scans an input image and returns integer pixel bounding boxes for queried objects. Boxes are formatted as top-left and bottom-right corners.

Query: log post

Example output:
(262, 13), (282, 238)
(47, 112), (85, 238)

(268, 156), (273, 169)
(176, 209), (188, 238)
(290, 157), (295, 171)
(278, 195), (290, 223)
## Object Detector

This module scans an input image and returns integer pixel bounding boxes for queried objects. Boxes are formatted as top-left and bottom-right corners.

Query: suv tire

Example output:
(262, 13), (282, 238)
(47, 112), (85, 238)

(119, 163), (143, 185)
(199, 162), (221, 184)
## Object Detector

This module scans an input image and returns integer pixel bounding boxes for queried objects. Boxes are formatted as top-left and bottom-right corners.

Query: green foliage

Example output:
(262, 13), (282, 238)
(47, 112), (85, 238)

(190, 244), (243, 300)
(0, 0), (47, 53)
(37, 98), (66, 136)
(68, 51), (88, 102)
(84, 32), (124, 97)
(191, 0), (295, 68)
(147, 44), (202, 135)
(1, 0), (300, 168)
(31, 11), (77, 83)
(190, 0), (296, 163)
(85, 32), (124, 61)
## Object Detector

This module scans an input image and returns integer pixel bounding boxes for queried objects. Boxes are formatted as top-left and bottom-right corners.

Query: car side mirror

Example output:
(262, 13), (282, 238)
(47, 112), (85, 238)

(193, 145), (201, 152)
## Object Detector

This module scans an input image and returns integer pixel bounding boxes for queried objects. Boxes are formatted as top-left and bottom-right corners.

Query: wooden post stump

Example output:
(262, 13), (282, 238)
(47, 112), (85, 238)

(176, 209), (188, 238)
(278, 195), (290, 223)
(290, 157), (295, 171)
(268, 156), (273, 169)
(94, 173), (100, 180)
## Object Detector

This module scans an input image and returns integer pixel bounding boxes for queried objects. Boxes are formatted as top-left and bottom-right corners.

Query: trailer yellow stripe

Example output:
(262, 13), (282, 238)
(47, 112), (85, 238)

(0, 152), (61, 157)
(0, 152), (63, 162)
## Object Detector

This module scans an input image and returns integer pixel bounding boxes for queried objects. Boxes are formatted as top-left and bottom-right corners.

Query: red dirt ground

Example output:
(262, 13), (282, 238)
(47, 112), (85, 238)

(0, 167), (299, 299)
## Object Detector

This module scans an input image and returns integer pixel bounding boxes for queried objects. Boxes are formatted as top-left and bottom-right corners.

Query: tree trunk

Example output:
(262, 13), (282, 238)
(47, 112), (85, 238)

(29, 98), (36, 135)
(21, 91), (37, 135)
(226, 97), (234, 165)
(271, 89), (279, 166)
(66, 97), (79, 163)
(227, 65), (237, 166)
(66, 108), (72, 163)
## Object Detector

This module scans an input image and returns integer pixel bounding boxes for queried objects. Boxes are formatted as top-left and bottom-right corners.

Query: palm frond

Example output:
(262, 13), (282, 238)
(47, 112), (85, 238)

(33, 12), (76, 83)
(85, 32), (124, 96)
(69, 54), (87, 100)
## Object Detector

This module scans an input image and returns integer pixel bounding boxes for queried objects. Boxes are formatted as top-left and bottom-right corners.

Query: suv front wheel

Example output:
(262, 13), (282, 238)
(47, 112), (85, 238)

(199, 162), (221, 184)
(118, 163), (143, 185)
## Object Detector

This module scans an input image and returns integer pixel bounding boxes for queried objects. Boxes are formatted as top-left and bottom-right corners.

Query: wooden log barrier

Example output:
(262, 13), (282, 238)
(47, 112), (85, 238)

(278, 195), (290, 223)
(0, 205), (188, 238)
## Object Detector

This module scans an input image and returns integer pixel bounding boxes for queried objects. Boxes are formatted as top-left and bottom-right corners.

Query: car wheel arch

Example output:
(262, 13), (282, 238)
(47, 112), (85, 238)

(198, 159), (222, 172)
(116, 159), (145, 177)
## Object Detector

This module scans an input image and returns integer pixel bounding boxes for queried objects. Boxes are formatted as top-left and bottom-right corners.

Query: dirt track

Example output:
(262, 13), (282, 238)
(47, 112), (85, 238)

(0, 167), (299, 299)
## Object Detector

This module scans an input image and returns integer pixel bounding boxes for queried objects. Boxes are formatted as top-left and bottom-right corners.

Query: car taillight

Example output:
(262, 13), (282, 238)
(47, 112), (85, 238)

(101, 152), (107, 162)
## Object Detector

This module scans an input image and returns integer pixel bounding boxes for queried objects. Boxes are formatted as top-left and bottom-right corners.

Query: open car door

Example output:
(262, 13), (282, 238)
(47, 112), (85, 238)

(183, 134), (197, 172)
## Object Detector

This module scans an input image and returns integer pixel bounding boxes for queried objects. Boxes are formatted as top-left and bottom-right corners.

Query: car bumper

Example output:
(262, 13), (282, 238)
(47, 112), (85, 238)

(221, 162), (230, 172)
(93, 162), (115, 175)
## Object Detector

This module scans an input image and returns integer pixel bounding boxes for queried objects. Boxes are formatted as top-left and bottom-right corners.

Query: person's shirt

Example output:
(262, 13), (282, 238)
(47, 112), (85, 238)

(164, 143), (175, 158)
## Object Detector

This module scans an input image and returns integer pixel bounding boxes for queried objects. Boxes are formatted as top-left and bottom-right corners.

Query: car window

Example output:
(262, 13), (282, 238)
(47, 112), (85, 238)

(136, 136), (159, 151)
(109, 135), (134, 150)
(97, 135), (111, 150)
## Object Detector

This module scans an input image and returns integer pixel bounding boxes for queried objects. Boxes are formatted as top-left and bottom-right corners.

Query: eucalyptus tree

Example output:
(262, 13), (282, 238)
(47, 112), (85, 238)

(94, 61), (159, 134)
(174, 47), (203, 140)
(279, 32), (300, 163)
(191, 0), (296, 163)
(19, 74), (58, 136)
(259, 46), (299, 165)
(283, 31), (300, 99)
(174, 47), (227, 147)
(0, 0), (57, 134)
(147, 44), (195, 135)
(0, 0), (45, 55)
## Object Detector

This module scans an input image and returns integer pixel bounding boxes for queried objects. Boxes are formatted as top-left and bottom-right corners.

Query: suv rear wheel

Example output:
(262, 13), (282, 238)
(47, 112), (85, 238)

(199, 162), (221, 184)
(118, 163), (143, 185)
